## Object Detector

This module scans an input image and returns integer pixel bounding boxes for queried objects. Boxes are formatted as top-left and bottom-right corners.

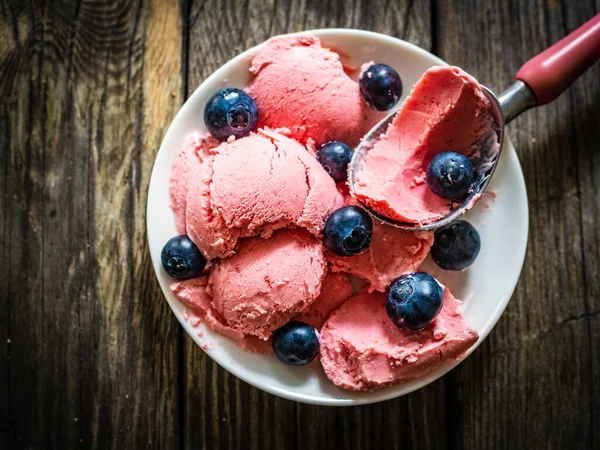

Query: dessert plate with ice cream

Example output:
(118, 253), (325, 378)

(147, 23), (598, 405)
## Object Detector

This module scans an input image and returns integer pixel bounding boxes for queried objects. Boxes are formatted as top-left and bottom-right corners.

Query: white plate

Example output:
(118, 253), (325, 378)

(147, 29), (528, 406)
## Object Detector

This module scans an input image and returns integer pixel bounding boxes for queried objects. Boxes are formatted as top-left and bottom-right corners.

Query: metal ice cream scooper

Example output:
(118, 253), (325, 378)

(348, 13), (600, 231)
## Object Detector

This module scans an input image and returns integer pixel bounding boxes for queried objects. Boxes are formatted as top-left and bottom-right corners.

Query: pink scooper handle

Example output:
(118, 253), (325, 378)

(515, 13), (600, 105)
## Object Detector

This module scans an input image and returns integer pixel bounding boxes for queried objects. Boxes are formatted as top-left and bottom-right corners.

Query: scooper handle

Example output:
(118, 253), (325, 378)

(515, 13), (600, 105)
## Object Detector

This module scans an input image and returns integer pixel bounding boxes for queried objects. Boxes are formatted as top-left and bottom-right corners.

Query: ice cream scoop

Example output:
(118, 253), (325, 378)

(351, 66), (496, 226)
(246, 33), (383, 147)
(349, 13), (600, 231)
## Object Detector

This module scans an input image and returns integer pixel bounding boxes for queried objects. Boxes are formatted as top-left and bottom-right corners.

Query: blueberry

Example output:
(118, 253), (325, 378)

(317, 141), (353, 182)
(272, 321), (320, 365)
(431, 220), (481, 271)
(426, 151), (474, 199)
(323, 206), (373, 256)
(161, 235), (207, 279)
(359, 63), (403, 111)
(386, 272), (444, 331)
(204, 88), (259, 141)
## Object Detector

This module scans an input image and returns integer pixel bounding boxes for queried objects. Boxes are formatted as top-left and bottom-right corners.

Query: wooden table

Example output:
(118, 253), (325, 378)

(1, 1), (599, 448)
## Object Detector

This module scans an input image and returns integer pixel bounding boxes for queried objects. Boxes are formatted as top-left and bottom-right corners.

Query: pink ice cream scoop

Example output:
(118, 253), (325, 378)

(170, 133), (220, 233)
(171, 128), (343, 259)
(326, 220), (433, 293)
(170, 269), (351, 352)
(352, 66), (497, 227)
(320, 289), (478, 391)
(246, 33), (383, 147)
(294, 271), (353, 330)
(324, 194), (433, 292)
(208, 229), (326, 340)
(170, 277), (271, 354)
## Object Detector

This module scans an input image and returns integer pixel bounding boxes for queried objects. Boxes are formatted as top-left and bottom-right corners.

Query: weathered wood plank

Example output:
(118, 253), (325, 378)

(0, 0), (184, 448)
(568, 1), (600, 444)
(0, 1), (32, 446)
(184, 2), (441, 450)
(1, 2), (60, 446)
(436, 0), (600, 448)
(295, 381), (446, 450)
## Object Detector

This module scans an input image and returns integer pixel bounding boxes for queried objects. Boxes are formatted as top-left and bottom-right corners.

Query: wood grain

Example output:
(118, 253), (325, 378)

(1, 0), (184, 448)
(1, 0), (599, 449)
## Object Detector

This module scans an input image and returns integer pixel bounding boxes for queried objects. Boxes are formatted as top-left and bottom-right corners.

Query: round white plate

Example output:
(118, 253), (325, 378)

(147, 29), (528, 406)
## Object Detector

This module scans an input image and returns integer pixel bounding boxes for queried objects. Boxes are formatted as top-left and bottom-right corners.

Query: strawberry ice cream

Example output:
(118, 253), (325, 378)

(170, 133), (218, 233)
(172, 128), (343, 259)
(353, 66), (496, 225)
(171, 269), (351, 353)
(170, 276), (271, 353)
(325, 194), (433, 291)
(294, 271), (353, 330)
(326, 221), (433, 293)
(246, 34), (382, 147)
(324, 194), (433, 292)
(320, 289), (478, 391)
(208, 229), (326, 340)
